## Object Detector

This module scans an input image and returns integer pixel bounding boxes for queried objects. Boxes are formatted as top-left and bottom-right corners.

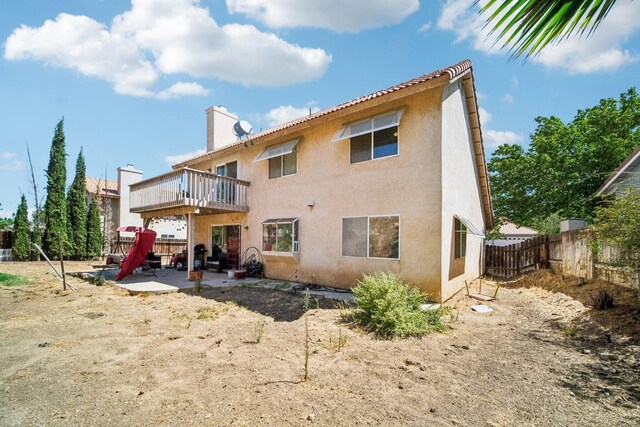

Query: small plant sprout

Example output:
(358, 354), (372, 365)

(254, 319), (266, 343)
(194, 278), (202, 293)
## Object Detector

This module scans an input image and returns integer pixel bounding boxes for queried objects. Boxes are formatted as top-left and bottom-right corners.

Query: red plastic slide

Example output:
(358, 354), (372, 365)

(115, 226), (157, 280)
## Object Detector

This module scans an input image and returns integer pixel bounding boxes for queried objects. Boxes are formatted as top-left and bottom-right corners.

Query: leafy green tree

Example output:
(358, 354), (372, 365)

(12, 195), (31, 261)
(480, 0), (617, 58)
(66, 149), (87, 259)
(43, 119), (69, 258)
(86, 195), (103, 259)
(0, 203), (12, 230)
(591, 189), (640, 270)
(488, 88), (640, 226)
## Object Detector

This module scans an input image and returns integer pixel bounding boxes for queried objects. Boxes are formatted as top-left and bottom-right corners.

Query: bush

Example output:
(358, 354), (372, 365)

(351, 272), (447, 338)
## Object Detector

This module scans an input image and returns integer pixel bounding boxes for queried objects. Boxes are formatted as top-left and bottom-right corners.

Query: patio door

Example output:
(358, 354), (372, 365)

(212, 225), (241, 269)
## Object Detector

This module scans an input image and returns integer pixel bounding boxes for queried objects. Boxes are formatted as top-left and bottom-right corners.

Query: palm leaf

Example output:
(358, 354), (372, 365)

(477, 0), (618, 58)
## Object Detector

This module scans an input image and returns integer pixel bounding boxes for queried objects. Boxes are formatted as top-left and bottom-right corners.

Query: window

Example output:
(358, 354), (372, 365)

(254, 139), (299, 179)
(342, 216), (399, 259)
(349, 126), (398, 164)
(333, 109), (403, 164)
(262, 218), (299, 252)
(454, 217), (467, 258)
(216, 161), (237, 178)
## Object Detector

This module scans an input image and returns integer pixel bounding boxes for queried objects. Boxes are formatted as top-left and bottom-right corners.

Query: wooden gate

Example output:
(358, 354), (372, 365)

(485, 235), (549, 278)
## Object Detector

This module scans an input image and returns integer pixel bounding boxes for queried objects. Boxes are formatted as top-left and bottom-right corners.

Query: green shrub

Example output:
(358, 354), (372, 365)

(352, 272), (447, 338)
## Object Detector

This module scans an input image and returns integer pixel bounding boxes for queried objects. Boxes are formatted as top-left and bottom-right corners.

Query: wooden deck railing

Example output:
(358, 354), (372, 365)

(130, 168), (250, 213)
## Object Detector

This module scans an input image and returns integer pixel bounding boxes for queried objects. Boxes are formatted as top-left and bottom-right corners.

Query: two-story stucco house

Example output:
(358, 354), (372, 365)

(129, 60), (493, 302)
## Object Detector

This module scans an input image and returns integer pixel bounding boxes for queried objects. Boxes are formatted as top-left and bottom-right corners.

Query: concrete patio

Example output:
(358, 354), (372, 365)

(96, 266), (354, 301)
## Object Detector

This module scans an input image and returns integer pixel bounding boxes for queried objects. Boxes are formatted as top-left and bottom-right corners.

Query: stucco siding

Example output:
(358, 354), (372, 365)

(190, 89), (444, 293)
(440, 81), (486, 301)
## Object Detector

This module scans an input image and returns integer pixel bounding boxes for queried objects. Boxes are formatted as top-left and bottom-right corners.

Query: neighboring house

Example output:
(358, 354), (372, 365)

(486, 222), (538, 247)
(85, 165), (186, 254)
(594, 144), (640, 198)
(129, 60), (493, 302)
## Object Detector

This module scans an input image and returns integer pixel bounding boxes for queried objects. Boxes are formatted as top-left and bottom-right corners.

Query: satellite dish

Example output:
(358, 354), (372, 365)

(233, 120), (253, 138)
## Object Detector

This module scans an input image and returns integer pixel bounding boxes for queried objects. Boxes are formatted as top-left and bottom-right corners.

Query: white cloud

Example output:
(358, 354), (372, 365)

(262, 104), (321, 127)
(226, 0), (419, 32)
(0, 152), (25, 171)
(501, 93), (515, 104)
(510, 76), (519, 87)
(4, 0), (332, 98)
(418, 22), (432, 33)
(483, 129), (524, 150)
(157, 82), (209, 100)
(437, 0), (640, 74)
(165, 148), (206, 165)
(478, 107), (492, 128)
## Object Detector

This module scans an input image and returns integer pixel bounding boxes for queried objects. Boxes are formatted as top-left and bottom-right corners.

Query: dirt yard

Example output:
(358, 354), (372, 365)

(1, 262), (639, 426)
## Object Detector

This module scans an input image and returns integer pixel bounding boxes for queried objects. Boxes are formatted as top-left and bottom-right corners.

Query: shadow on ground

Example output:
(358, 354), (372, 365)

(193, 286), (348, 322)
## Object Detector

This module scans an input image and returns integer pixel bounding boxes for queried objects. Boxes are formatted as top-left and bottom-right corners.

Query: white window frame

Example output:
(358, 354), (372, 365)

(454, 217), (467, 259)
(349, 126), (400, 164)
(262, 218), (300, 253)
(215, 160), (238, 178)
(341, 215), (400, 259)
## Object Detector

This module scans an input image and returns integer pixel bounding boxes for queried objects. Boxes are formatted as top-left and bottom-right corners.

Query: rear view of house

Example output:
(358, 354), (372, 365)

(129, 60), (493, 302)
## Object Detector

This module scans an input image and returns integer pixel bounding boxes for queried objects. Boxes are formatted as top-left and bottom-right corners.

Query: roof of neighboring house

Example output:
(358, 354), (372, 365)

(86, 177), (119, 198)
(499, 222), (538, 236)
(594, 144), (640, 197)
(171, 59), (493, 228)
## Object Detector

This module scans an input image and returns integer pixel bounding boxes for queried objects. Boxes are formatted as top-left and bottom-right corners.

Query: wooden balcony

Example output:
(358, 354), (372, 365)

(130, 168), (250, 216)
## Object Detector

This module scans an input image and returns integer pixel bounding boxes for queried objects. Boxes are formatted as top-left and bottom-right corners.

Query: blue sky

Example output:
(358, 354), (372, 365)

(1, 0), (639, 217)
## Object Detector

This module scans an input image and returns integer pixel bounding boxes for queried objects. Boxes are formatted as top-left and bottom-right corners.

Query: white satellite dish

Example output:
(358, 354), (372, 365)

(233, 120), (253, 138)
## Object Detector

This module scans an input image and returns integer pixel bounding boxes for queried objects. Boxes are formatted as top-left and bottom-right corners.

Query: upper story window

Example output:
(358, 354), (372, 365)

(216, 161), (237, 178)
(254, 139), (299, 179)
(332, 109), (403, 164)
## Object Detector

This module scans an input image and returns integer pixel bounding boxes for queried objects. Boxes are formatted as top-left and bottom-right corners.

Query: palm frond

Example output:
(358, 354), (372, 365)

(478, 0), (617, 58)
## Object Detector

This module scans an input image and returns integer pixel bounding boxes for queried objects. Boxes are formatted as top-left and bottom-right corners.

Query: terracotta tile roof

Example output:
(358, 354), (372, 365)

(594, 143), (640, 197)
(170, 59), (493, 229)
(173, 60), (473, 168)
(86, 177), (119, 198)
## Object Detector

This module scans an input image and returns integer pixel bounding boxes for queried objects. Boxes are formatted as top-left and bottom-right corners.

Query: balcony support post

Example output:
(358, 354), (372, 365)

(186, 212), (194, 276)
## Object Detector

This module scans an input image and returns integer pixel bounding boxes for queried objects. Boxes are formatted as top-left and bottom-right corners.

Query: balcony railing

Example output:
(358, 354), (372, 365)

(130, 168), (250, 214)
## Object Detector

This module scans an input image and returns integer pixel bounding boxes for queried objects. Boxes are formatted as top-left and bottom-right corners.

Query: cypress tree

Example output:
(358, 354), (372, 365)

(67, 149), (87, 259)
(43, 119), (69, 258)
(86, 195), (103, 259)
(13, 195), (31, 261)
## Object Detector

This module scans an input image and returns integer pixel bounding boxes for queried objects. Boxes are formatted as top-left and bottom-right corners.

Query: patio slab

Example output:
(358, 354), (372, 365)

(94, 267), (354, 301)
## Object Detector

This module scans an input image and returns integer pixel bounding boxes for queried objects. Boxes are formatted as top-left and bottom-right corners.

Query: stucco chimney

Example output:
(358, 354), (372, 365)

(206, 105), (238, 152)
(117, 164), (143, 229)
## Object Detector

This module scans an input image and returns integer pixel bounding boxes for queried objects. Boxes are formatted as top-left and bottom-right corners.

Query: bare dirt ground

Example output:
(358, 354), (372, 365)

(1, 262), (639, 426)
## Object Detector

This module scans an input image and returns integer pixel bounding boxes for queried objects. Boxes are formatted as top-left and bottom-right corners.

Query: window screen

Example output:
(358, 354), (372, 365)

(342, 217), (368, 257)
(282, 152), (297, 176)
(350, 134), (372, 164)
(369, 216), (399, 259)
(269, 157), (281, 179)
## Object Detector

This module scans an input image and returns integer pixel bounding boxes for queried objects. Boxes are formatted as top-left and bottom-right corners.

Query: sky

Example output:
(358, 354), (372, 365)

(1, 0), (639, 217)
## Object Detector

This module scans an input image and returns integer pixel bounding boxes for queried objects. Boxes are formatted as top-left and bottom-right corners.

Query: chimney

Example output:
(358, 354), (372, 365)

(117, 164), (143, 229)
(206, 105), (238, 152)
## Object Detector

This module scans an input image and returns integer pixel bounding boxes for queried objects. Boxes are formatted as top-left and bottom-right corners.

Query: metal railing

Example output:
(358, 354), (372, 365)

(130, 168), (250, 213)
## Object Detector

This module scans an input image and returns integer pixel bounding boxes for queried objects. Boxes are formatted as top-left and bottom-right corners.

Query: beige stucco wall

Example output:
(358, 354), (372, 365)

(189, 87), (447, 297)
(440, 80), (486, 301)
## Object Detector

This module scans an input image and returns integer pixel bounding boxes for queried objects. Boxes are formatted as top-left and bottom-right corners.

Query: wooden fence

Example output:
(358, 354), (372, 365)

(110, 237), (188, 265)
(485, 235), (548, 278)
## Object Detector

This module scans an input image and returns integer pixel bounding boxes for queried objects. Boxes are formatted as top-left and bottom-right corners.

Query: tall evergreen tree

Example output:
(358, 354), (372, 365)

(67, 149), (87, 259)
(13, 195), (31, 261)
(43, 119), (69, 258)
(86, 195), (103, 259)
